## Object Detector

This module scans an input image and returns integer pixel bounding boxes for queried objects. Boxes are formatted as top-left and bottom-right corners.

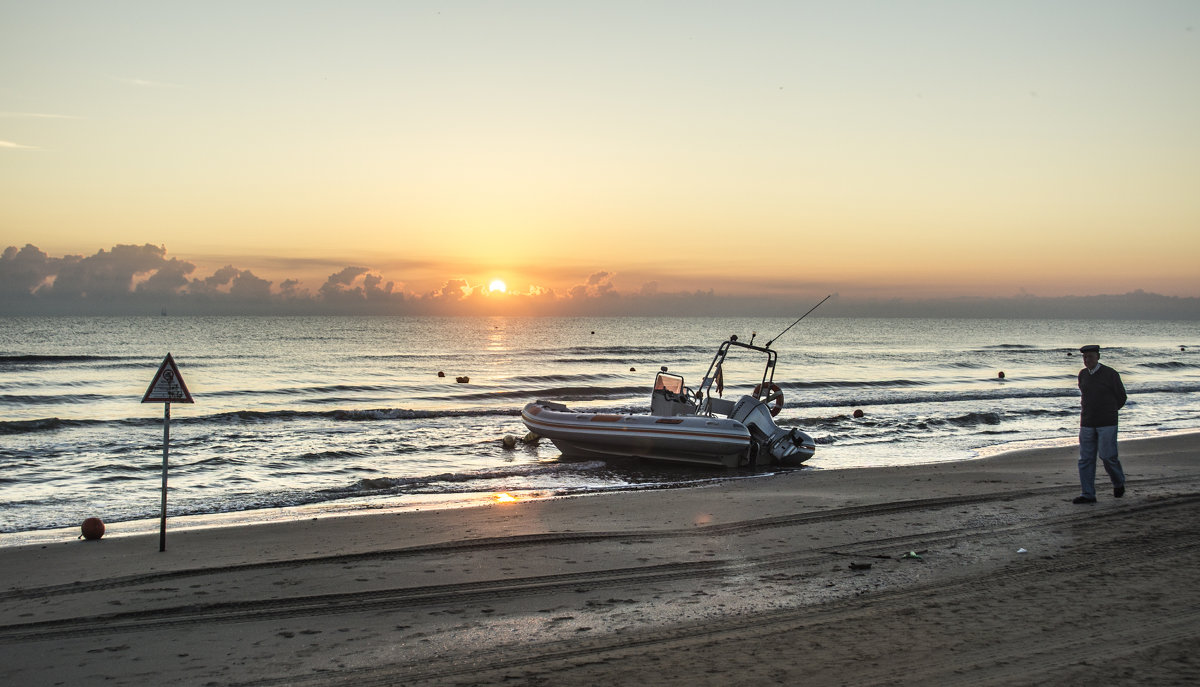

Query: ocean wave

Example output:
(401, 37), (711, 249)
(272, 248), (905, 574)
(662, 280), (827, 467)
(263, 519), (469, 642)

(1139, 361), (1198, 370)
(0, 354), (166, 372)
(550, 357), (645, 364)
(330, 460), (610, 494)
(947, 411), (1003, 426)
(555, 344), (713, 357)
(786, 382), (1200, 410)
(298, 449), (367, 461)
(0, 393), (111, 405)
(356, 352), (446, 361)
(0, 407), (524, 435)
(0, 354), (129, 365)
(205, 383), (399, 398)
(786, 379), (928, 390)
(505, 373), (623, 384)
(454, 385), (645, 402)
(6, 382), (1194, 437)
(97, 473), (144, 483)
(0, 417), (90, 435)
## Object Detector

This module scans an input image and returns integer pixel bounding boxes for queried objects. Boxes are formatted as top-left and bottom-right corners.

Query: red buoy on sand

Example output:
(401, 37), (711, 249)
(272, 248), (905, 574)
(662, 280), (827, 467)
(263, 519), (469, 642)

(81, 517), (105, 540)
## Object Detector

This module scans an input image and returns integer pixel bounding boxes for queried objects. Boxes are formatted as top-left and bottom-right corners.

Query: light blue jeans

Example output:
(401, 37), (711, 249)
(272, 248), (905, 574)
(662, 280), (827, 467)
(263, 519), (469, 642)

(1078, 425), (1124, 499)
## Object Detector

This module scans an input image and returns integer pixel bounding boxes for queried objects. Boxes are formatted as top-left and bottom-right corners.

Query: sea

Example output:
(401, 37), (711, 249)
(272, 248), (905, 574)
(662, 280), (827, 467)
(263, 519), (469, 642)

(2, 316), (1197, 543)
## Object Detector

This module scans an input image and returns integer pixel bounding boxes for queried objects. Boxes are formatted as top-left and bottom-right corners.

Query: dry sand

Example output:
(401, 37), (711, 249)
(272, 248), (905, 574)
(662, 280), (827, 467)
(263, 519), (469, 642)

(2, 433), (1198, 686)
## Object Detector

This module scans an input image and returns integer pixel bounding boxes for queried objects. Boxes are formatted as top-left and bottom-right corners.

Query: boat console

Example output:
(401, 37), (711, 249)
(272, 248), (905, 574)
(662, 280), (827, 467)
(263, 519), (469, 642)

(650, 371), (697, 416)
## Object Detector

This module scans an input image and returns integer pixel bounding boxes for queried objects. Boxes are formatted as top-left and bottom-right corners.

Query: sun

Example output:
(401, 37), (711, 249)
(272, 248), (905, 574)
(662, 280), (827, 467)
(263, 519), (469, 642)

(488, 279), (507, 293)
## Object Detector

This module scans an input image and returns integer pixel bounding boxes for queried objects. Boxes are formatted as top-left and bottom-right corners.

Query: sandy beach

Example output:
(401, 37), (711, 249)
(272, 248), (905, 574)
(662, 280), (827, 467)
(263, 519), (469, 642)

(2, 433), (1198, 686)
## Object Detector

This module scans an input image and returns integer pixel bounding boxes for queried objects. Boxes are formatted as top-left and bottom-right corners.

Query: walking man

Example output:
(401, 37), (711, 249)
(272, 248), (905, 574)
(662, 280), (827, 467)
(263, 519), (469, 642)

(1074, 344), (1127, 504)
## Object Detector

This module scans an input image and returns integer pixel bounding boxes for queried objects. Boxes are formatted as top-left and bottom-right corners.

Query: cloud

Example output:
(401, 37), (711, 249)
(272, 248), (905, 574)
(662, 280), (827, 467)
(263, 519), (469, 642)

(570, 271), (616, 300)
(278, 279), (306, 299)
(1, 242), (1197, 318)
(199, 265), (241, 290)
(229, 270), (273, 300)
(433, 279), (470, 301)
(136, 258), (195, 294)
(319, 267), (397, 306)
(324, 266), (369, 288)
(47, 244), (171, 298)
(0, 244), (55, 294)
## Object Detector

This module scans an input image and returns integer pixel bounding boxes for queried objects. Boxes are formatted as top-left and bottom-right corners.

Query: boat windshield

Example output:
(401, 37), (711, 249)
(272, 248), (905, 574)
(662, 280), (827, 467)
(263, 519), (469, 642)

(653, 373), (684, 394)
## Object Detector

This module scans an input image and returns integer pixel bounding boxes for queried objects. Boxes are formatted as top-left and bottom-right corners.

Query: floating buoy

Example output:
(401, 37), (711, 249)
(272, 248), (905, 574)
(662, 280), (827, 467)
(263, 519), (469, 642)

(630, 367), (636, 372)
(522, 431), (540, 444)
(998, 371), (1005, 379)
(437, 371), (445, 378)
(455, 376), (469, 383)
(853, 409), (864, 419)
(501, 435), (517, 449)
(81, 517), (105, 541)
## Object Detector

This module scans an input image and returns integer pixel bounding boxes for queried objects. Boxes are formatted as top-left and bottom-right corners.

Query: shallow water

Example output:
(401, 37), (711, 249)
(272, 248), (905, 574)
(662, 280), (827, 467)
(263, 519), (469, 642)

(1, 315), (1197, 536)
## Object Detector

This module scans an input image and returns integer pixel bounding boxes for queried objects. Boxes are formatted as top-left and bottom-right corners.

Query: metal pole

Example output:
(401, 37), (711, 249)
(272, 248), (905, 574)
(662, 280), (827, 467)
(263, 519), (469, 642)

(160, 401), (170, 552)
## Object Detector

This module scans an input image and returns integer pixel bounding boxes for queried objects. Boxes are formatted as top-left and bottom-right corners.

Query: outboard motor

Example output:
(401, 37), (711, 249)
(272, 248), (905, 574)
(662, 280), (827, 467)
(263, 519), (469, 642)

(730, 395), (817, 466)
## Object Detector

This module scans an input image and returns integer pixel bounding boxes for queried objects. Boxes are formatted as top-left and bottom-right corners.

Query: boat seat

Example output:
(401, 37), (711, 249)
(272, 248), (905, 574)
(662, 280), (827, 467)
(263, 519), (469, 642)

(706, 397), (736, 417)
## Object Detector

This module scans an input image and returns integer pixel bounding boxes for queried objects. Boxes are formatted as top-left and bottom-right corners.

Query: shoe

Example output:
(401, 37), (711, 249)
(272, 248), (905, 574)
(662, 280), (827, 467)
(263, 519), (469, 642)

(1114, 484), (1125, 498)
(1073, 496), (1097, 504)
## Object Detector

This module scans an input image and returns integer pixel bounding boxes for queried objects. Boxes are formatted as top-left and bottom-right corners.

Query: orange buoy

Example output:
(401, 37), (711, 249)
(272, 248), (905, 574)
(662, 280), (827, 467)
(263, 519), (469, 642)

(81, 517), (105, 540)
(998, 371), (1005, 379)
(437, 371), (445, 377)
(630, 367), (636, 372)
(455, 376), (469, 384)
(853, 409), (864, 419)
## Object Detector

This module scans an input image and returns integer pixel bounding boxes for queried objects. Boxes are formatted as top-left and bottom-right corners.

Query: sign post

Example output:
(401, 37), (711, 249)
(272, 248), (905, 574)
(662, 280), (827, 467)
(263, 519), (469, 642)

(142, 353), (194, 552)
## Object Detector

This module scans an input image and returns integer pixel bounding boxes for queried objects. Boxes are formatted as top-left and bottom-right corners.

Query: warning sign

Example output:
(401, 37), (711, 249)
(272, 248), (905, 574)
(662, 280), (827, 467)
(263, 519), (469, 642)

(142, 353), (194, 404)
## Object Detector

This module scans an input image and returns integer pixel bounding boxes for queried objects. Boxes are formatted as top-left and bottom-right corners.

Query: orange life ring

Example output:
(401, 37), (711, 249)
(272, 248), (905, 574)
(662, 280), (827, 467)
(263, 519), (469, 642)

(751, 382), (784, 416)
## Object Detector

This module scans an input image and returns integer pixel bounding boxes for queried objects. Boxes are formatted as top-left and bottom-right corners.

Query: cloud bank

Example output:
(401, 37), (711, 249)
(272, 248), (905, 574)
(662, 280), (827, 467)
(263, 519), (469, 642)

(1, 243), (1197, 319)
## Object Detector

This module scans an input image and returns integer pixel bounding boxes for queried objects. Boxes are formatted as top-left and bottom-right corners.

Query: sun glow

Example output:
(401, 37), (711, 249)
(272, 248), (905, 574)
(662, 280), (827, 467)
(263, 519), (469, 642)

(493, 492), (517, 503)
(488, 279), (507, 293)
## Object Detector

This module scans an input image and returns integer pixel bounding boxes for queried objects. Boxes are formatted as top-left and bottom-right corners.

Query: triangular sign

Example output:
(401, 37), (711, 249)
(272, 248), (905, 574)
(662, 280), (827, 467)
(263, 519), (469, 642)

(142, 353), (194, 403)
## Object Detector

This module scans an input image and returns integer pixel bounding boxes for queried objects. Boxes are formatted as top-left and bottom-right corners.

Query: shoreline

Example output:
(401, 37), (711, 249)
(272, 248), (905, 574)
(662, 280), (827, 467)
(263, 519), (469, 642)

(2, 432), (1198, 685)
(2, 427), (1193, 549)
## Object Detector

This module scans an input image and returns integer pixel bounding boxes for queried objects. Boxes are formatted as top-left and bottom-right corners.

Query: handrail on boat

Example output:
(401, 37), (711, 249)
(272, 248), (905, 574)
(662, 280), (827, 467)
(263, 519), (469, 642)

(695, 337), (778, 414)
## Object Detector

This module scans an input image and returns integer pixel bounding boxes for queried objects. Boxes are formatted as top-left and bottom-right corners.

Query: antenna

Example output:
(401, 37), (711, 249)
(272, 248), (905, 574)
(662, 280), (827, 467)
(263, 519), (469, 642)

(766, 294), (831, 348)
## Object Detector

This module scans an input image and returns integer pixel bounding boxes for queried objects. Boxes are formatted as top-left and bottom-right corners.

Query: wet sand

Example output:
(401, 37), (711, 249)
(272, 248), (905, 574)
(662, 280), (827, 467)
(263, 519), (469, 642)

(2, 433), (1198, 686)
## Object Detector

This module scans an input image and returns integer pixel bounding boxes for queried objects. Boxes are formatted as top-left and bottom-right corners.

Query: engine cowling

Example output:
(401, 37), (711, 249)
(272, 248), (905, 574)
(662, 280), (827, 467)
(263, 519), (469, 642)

(730, 395), (815, 466)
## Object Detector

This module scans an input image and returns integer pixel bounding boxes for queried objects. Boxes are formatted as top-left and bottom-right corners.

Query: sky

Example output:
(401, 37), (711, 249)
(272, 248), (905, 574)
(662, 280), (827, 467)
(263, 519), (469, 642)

(2, 1), (1199, 316)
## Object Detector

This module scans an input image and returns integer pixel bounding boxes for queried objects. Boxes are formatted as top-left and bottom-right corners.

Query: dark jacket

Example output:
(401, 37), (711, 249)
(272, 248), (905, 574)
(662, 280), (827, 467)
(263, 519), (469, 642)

(1078, 363), (1127, 427)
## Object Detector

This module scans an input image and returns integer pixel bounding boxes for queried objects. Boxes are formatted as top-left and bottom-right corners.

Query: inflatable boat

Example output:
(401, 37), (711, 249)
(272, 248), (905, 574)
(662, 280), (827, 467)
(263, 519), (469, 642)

(521, 336), (816, 468)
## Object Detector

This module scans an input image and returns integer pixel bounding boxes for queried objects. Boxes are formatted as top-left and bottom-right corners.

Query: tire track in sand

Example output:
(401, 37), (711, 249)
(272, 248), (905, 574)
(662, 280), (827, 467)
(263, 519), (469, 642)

(2, 493), (1195, 650)
(228, 496), (1200, 686)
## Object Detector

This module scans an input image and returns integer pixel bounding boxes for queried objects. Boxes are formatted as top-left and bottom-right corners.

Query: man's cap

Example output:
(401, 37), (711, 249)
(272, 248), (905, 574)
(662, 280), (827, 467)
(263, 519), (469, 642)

(1079, 344), (1100, 354)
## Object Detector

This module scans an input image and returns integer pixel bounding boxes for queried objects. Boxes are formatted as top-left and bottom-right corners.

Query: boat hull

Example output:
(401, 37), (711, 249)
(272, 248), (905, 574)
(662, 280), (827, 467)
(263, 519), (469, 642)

(521, 402), (753, 468)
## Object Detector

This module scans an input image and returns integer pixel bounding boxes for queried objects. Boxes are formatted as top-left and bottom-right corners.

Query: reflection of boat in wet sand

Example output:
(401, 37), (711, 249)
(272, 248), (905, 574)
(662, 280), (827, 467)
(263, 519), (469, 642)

(522, 336), (816, 468)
